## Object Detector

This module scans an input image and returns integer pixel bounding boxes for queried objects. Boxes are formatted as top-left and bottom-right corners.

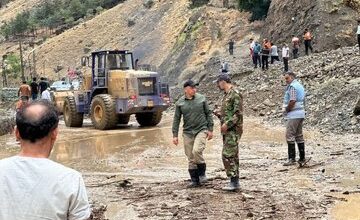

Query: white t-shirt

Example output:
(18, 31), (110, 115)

(0, 156), (91, 220)
(270, 45), (278, 56)
(282, 47), (290, 58)
(250, 41), (255, 50)
(41, 90), (51, 101)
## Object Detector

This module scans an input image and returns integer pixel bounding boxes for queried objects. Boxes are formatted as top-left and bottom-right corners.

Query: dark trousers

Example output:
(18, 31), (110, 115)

(292, 48), (299, 59)
(254, 54), (261, 68)
(358, 34), (360, 51)
(283, 57), (289, 72)
(271, 56), (279, 64)
(304, 40), (313, 55)
(31, 93), (38, 100)
(262, 55), (269, 70)
(229, 48), (233, 55)
(251, 54), (256, 65)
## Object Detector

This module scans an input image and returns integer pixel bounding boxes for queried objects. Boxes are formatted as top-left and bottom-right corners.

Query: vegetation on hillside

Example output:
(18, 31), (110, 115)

(2, 53), (21, 79)
(0, 0), (125, 39)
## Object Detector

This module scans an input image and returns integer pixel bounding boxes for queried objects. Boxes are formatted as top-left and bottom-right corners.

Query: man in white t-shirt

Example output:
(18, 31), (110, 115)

(41, 87), (52, 101)
(282, 43), (290, 72)
(0, 101), (91, 220)
(249, 38), (255, 65)
(270, 43), (279, 64)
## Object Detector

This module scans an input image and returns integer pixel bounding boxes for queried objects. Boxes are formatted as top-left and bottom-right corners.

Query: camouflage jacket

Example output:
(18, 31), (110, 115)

(220, 86), (243, 133)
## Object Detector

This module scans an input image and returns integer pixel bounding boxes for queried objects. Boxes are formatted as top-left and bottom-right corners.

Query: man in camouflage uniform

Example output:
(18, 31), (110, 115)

(214, 74), (243, 191)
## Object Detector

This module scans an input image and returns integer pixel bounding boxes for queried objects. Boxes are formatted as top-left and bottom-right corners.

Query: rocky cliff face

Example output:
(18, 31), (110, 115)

(262, 0), (359, 53)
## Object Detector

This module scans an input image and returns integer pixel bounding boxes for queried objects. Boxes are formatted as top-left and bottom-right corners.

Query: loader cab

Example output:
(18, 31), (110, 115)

(91, 50), (134, 88)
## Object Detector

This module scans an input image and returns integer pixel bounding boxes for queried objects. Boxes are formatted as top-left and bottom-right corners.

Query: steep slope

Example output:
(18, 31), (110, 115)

(263, 0), (359, 53)
(0, 0), (42, 23)
(33, 0), (192, 77)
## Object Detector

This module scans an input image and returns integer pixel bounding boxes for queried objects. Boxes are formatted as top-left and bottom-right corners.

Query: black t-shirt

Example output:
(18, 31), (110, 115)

(30, 82), (38, 94)
(39, 81), (49, 93)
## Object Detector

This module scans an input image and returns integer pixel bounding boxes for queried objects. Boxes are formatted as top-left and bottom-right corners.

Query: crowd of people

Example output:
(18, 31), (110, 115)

(172, 70), (306, 190)
(2, 22), (360, 219)
(248, 29), (314, 72)
(16, 77), (51, 112)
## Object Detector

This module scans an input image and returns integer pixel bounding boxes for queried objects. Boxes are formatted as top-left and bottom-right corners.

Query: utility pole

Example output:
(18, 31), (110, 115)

(19, 38), (25, 82)
(2, 54), (8, 87)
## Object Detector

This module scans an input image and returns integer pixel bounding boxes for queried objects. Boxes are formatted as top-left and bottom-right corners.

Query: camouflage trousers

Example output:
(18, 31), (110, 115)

(222, 130), (241, 178)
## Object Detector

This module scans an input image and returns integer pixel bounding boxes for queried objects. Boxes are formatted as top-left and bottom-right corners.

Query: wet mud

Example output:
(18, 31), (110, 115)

(0, 116), (359, 219)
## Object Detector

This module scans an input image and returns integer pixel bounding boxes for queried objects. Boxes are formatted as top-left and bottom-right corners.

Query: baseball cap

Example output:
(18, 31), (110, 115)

(183, 79), (199, 88)
(216, 74), (231, 83)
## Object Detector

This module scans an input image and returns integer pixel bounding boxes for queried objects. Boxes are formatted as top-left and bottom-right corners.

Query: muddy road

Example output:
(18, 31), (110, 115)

(0, 114), (359, 220)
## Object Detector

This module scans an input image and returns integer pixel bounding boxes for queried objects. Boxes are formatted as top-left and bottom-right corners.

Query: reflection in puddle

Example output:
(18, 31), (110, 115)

(51, 126), (170, 172)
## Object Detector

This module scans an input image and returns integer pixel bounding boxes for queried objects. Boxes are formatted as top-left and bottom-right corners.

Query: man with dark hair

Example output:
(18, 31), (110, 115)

(30, 77), (39, 100)
(172, 79), (214, 187)
(0, 101), (91, 220)
(18, 81), (31, 99)
(282, 71), (307, 166)
(291, 34), (300, 59)
(303, 28), (313, 55)
(38, 77), (49, 94)
(214, 74), (243, 191)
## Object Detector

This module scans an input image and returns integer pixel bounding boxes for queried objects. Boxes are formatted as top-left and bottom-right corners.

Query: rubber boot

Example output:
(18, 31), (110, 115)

(297, 142), (305, 163)
(188, 169), (200, 188)
(222, 176), (240, 191)
(197, 163), (207, 184)
(283, 143), (296, 166)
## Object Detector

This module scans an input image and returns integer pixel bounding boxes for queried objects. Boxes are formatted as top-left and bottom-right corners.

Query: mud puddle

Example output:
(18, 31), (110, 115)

(0, 116), (359, 219)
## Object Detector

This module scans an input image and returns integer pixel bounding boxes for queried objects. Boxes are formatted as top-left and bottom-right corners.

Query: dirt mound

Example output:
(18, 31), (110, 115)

(196, 46), (360, 134)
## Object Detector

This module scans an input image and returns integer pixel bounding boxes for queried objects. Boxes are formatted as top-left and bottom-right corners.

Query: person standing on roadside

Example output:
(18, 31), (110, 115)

(18, 81), (31, 99)
(172, 79), (214, 187)
(39, 77), (49, 94)
(282, 43), (290, 72)
(249, 38), (256, 65)
(213, 74), (243, 191)
(261, 39), (271, 71)
(282, 71), (307, 166)
(303, 29), (313, 55)
(253, 41), (262, 69)
(270, 43), (279, 64)
(30, 77), (39, 100)
(291, 35), (300, 59)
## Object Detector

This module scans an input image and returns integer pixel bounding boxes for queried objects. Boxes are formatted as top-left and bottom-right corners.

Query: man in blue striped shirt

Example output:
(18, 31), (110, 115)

(282, 71), (306, 166)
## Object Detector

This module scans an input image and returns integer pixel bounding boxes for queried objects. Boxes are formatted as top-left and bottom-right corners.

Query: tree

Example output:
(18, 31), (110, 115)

(3, 53), (21, 79)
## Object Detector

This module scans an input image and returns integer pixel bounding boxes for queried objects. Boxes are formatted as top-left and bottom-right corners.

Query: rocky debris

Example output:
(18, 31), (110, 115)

(89, 202), (107, 220)
(0, 116), (15, 136)
(1, 88), (18, 101)
(0, 101), (15, 136)
(195, 46), (360, 134)
(263, 0), (359, 54)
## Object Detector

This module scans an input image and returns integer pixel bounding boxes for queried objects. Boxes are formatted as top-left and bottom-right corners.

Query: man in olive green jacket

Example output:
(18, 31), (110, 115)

(172, 79), (214, 187)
